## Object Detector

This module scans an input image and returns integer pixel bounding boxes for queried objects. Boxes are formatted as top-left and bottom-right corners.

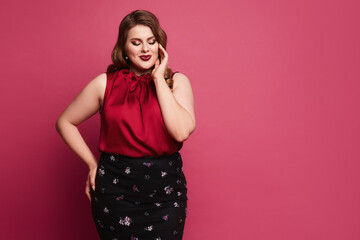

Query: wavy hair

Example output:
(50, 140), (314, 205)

(106, 10), (174, 90)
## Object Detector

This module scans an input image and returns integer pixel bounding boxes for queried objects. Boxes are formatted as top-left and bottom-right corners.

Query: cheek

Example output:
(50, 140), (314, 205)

(125, 45), (138, 56)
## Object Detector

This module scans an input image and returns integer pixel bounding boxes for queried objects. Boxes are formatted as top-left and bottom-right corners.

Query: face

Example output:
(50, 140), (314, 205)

(124, 25), (159, 76)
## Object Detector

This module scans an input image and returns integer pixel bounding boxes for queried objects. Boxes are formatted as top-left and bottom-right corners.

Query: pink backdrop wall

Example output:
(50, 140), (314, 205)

(1, 0), (359, 239)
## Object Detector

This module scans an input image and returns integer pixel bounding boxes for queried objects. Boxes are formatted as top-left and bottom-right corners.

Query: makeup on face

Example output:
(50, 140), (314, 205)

(140, 55), (151, 61)
(125, 25), (159, 75)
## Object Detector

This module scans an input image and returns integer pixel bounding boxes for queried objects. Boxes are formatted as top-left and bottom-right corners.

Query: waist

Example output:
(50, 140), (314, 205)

(97, 150), (184, 176)
(99, 150), (181, 162)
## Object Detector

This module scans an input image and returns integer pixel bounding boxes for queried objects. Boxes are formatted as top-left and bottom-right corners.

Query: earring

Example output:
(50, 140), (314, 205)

(125, 56), (129, 60)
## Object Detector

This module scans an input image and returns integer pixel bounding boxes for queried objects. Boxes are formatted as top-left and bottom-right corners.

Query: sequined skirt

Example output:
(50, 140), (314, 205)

(90, 151), (188, 240)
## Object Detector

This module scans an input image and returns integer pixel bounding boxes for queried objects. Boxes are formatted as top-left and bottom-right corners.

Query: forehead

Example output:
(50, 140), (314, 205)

(127, 25), (154, 39)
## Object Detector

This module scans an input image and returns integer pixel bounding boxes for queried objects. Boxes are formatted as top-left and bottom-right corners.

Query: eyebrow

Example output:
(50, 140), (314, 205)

(130, 36), (156, 41)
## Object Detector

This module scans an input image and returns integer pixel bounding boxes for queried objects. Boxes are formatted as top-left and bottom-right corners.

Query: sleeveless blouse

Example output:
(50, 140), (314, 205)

(97, 69), (183, 157)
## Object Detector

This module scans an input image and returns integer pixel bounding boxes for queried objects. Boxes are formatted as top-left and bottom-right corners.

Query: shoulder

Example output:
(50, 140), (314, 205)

(96, 72), (107, 85)
(86, 73), (107, 110)
(89, 72), (107, 83)
(90, 72), (107, 91)
(83, 72), (107, 102)
(172, 72), (191, 91)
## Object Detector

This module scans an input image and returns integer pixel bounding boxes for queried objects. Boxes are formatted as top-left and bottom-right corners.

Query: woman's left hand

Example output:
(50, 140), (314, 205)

(152, 44), (168, 81)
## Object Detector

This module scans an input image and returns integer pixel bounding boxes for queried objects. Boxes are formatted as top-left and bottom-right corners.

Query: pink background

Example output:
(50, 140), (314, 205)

(1, 0), (359, 239)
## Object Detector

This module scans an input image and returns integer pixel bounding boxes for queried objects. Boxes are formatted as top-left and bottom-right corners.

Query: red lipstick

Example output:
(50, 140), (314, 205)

(140, 55), (151, 61)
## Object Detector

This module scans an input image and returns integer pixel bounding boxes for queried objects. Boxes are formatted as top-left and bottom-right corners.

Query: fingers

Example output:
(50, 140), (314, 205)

(85, 181), (91, 201)
(89, 166), (97, 191)
(159, 43), (166, 52)
(152, 45), (168, 80)
(90, 173), (95, 191)
(152, 59), (159, 74)
(159, 44), (168, 61)
(86, 169), (96, 202)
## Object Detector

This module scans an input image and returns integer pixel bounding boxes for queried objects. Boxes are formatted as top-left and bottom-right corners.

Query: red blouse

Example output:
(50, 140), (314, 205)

(97, 69), (183, 157)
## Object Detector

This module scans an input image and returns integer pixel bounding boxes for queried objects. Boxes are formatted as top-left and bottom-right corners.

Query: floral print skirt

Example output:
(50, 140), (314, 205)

(90, 151), (188, 240)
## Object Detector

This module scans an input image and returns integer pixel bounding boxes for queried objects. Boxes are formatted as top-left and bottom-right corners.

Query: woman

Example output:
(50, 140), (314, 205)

(55, 10), (195, 240)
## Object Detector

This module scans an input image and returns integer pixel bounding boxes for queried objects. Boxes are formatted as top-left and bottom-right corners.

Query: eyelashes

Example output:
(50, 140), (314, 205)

(131, 41), (157, 46)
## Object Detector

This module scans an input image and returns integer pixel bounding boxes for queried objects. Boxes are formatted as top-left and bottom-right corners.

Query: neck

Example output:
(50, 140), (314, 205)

(129, 67), (152, 77)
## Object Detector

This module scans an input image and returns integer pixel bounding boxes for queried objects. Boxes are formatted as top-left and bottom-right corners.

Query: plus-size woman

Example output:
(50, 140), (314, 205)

(55, 10), (195, 240)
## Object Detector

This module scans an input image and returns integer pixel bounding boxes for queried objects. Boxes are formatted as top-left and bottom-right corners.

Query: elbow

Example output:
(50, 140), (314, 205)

(174, 132), (189, 143)
(173, 122), (196, 142)
(55, 116), (68, 134)
(55, 118), (62, 133)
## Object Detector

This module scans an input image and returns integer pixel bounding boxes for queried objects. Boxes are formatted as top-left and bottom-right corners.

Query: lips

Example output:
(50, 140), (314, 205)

(140, 55), (151, 61)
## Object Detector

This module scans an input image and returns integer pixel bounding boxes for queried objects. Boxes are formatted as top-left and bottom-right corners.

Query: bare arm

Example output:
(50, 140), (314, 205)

(154, 72), (196, 142)
(55, 73), (106, 200)
(55, 73), (106, 169)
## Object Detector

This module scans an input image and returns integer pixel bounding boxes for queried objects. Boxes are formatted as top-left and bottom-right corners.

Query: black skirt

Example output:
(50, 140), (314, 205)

(90, 151), (188, 240)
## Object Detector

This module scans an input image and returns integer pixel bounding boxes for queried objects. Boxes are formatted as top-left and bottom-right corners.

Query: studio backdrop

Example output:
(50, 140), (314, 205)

(1, 0), (359, 239)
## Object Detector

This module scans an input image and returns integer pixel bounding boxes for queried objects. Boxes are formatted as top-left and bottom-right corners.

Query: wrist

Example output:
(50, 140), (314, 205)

(88, 161), (98, 170)
(153, 76), (166, 84)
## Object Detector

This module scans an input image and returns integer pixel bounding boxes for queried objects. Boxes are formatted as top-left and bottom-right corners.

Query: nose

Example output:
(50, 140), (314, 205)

(141, 43), (149, 53)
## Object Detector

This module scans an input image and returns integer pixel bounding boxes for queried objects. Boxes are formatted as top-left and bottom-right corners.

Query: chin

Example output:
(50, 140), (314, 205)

(136, 62), (156, 71)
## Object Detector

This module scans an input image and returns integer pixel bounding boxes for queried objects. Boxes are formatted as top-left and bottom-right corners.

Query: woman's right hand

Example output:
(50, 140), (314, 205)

(86, 165), (98, 201)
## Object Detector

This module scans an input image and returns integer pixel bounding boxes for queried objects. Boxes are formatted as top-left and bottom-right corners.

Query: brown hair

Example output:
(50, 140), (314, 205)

(107, 10), (174, 90)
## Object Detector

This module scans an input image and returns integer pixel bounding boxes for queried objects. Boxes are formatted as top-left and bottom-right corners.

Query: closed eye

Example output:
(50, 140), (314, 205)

(131, 39), (156, 46)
